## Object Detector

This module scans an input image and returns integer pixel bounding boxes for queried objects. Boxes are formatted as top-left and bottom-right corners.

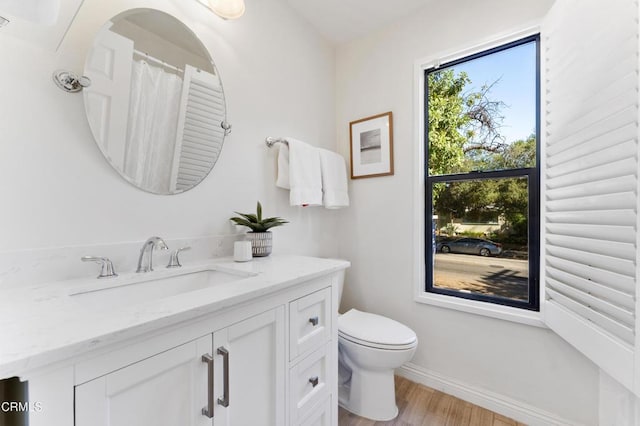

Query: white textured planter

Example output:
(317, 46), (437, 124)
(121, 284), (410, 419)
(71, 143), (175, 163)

(246, 232), (272, 257)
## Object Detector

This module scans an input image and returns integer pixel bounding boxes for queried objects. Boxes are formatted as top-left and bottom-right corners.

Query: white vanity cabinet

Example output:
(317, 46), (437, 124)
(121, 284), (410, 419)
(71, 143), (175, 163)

(20, 264), (344, 426)
(75, 307), (286, 426)
(75, 336), (212, 426)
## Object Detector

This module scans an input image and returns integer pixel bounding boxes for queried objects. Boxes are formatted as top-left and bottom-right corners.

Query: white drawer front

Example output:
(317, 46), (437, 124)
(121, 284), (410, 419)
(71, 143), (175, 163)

(290, 342), (332, 424)
(298, 395), (331, 426)
(290, 287), (331, 360)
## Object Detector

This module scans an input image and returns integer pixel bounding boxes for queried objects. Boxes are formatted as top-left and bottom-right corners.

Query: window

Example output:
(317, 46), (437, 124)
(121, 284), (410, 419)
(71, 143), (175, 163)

(424, 35), (540, 311)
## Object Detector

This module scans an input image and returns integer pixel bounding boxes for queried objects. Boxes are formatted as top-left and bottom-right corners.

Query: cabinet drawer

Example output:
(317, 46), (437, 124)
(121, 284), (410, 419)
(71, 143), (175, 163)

(298, 395), (331, 426)
(290, 342), (332, 424)
(290, 287), (331, 360)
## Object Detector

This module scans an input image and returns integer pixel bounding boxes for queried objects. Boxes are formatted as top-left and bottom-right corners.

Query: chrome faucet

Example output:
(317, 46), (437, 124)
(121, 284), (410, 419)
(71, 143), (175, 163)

(136, 236), (169, 273)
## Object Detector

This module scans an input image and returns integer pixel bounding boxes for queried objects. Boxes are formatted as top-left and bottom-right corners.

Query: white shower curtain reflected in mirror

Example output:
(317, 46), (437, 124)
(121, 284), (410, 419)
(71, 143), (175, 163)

(125, 59), (183, 193)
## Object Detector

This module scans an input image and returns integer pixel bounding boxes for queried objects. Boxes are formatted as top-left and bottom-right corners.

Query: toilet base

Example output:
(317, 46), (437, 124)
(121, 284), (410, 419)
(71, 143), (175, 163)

(338, 366), (398, 421)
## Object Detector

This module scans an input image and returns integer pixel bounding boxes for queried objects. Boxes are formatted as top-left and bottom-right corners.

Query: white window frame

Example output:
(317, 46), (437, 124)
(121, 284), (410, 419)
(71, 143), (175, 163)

(412, 26), (546, 328)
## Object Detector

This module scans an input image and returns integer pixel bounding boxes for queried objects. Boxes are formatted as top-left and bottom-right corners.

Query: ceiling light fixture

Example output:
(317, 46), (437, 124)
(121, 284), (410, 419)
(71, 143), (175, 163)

(206, 0), (245, 20)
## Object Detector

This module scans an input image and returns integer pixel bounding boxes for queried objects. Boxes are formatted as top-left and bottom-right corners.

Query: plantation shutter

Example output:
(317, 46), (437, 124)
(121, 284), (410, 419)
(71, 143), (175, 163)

(544, 0), (640, 393)
(170, 65), (225, 192)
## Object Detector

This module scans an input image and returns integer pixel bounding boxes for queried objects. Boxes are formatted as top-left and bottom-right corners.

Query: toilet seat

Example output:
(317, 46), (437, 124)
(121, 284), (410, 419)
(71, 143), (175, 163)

(339, 333), (417, 350)
(338, 309), (417, 350)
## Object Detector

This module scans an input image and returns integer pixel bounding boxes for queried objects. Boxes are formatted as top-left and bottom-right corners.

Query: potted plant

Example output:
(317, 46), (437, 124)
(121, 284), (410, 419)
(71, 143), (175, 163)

(230, 201), (288, 257)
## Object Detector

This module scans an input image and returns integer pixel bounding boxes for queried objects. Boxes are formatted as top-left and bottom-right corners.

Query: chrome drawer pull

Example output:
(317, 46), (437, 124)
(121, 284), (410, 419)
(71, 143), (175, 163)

(217, 347), (230, 407)
(201, 354), (214, 418)
(309, 376), (319, 388)
(308, 316), (319, 326)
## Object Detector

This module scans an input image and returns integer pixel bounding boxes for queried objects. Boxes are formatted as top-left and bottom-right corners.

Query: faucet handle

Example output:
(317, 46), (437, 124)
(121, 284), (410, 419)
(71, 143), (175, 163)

(81, 256), (118, 279)
(167, 246), (191, 268)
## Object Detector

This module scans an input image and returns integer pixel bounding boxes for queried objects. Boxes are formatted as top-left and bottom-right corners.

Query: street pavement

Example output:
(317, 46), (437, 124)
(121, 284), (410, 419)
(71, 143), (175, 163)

(433, 253), (529, 301)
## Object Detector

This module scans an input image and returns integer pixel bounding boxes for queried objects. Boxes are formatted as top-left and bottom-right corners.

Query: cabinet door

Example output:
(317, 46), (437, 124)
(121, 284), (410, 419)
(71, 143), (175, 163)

(213, 306), (286, 426)
(75, 336), (212, 426)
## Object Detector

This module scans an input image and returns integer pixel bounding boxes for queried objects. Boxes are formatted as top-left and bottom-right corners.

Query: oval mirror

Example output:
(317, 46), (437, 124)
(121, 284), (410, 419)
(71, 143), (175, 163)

(83, 8), (227, 195)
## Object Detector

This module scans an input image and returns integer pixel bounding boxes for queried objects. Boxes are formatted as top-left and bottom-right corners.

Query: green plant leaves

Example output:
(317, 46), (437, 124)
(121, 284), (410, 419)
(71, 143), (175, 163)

(233, 212), (258, 222)
(230, 201), (288, 233)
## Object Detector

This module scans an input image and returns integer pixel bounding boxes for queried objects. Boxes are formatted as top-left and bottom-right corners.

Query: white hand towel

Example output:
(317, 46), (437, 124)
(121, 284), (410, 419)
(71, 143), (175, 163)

(276, 144), (290, 189)
(286, 138), (323, 206)
(318, 148), (350, 209)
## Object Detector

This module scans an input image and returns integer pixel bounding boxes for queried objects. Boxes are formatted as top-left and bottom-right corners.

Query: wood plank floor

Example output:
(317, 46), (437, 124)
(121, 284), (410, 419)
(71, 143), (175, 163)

(338, 376), (526, 426)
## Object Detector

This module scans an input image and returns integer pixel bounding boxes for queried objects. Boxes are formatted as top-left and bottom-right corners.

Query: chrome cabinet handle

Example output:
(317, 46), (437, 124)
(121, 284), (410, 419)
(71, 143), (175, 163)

(217, 347), (230, 407)
(309, 376), (319, 387)
(81, 256), (118, 279)
(308, 316), (319, 326)
(201, 354), (214, 418)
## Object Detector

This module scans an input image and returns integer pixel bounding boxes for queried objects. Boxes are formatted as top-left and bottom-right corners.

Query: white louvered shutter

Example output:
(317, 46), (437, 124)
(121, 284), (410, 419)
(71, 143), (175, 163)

(170, 65), (225, 192)
(544, 0), (640, 393)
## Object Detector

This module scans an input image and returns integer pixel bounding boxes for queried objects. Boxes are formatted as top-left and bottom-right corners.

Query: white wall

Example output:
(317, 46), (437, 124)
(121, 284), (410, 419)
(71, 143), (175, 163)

(334, 0), (600, 424)
(599, 371), (640, 426)
(0, 0), (339, 259)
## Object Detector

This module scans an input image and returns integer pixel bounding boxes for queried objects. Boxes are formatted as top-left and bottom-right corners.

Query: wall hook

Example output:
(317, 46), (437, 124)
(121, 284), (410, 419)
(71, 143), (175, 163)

(52, 70), (91, 93)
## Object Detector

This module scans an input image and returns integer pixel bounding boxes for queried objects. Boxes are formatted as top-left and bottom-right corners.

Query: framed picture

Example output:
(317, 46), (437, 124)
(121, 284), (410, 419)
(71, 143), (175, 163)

(349, 111), (394, 179)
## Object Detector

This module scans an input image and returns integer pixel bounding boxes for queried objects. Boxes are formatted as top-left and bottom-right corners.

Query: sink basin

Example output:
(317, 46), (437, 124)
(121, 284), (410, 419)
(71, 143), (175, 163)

(69, 268), (253, 308)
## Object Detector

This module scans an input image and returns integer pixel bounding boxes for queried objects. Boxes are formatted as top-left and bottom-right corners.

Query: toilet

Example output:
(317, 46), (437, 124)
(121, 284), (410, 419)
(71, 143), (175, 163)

(336, 273), (418, 421)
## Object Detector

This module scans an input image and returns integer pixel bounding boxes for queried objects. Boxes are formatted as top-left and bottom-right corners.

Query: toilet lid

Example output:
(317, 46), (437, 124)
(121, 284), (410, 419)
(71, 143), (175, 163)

(338, 309), (417, 348)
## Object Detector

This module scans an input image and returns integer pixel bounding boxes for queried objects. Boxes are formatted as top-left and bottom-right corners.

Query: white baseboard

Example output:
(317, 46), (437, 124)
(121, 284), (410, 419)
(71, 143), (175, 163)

(396, 362), (580, 426)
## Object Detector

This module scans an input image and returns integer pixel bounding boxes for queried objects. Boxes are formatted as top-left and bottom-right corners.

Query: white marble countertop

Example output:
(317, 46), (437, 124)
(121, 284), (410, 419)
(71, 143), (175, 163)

(0, 255), (349, 379)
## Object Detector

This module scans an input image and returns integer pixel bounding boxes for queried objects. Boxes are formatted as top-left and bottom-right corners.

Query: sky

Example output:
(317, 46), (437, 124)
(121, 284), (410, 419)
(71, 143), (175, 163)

(446, 40), (537, 144)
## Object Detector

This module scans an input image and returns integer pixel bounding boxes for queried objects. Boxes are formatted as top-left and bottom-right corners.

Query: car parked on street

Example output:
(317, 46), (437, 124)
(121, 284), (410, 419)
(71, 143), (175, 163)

(436, 237), (502, 257)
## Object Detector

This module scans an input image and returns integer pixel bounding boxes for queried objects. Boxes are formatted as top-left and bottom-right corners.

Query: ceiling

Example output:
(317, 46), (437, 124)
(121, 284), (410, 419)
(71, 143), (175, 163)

(285, 0), (433, 44)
